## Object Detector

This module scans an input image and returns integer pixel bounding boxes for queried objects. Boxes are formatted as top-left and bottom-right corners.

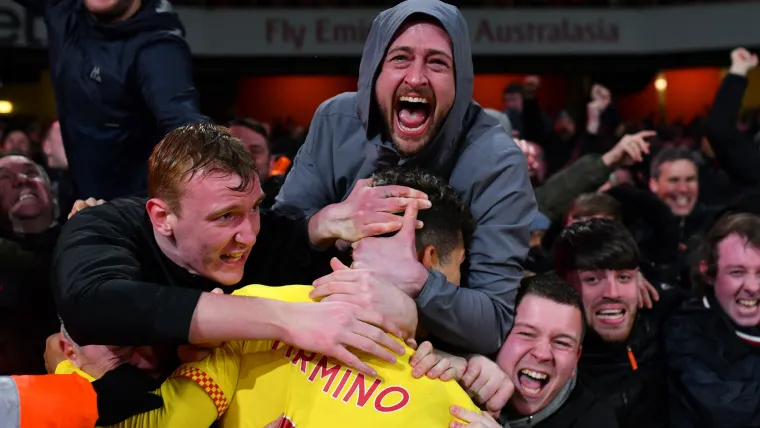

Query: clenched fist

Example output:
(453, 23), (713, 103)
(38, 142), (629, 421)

(730, 47), (758, 76)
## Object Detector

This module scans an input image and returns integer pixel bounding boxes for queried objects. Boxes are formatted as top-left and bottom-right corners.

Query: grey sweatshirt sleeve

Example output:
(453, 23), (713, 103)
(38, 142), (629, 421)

(416, 144), (536, 354)
(273, 110), (337, 220)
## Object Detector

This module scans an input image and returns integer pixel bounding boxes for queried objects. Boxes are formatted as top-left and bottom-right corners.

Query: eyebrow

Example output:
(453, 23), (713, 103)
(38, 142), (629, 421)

(387, 46), (453, 63)
(513, 322), (580, 344)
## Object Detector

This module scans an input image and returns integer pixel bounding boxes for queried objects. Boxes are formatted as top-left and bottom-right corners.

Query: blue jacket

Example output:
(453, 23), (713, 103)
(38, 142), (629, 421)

(274, 0), (536, 354)
(18, 0), (209, 199)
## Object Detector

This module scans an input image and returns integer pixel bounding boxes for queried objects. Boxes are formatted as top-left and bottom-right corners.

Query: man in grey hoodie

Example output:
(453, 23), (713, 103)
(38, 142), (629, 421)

(275, 0), (536, 355)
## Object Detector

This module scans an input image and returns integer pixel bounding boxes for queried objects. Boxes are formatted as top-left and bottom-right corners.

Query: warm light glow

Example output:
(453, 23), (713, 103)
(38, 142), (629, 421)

(654, 76), (668, 92)
(0, 100), (13, 115)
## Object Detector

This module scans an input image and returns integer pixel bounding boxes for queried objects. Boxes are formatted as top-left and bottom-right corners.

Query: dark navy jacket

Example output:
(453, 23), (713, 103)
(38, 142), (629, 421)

(17, 0), (209, 199)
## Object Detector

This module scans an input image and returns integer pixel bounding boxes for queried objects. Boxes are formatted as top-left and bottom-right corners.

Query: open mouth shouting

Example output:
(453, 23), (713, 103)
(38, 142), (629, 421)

(394, 94), (433, 138)
(518, 368), (551, 397)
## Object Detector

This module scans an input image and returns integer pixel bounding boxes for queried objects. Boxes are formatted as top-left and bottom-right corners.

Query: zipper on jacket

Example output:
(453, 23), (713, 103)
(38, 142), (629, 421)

(627, 345), (638, 371)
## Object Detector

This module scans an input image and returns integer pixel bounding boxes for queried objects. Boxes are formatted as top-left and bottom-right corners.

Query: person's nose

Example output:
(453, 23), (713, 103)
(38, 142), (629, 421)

(602, 273), (622, 299)
(744, 273), (760, 294)
(403, 60), (428, 89)
(235, 215), (258, 247)
(530, 339), (553, 362)
(12, 172), (32, 188)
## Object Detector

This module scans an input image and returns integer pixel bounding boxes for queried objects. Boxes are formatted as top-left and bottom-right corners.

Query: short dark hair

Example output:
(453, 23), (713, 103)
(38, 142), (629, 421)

(503, 83), (524, 95)
(371, 168), (474, 263)
(552, 218), (640, 277)
(516, 273), (587, 341)
(229, 117), (268, 140)
(567, 193), (622, 222)
(650, 146), (698, 179)
(691, 212), (760, 297)
(148, 123), (257, 215)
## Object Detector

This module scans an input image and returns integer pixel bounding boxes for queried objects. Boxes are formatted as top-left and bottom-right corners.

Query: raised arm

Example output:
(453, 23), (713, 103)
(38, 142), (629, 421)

(136, 38), (209, 134)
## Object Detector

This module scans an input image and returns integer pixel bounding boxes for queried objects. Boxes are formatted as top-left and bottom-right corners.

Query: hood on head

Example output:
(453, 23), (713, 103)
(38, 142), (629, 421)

(355, 0), (474, 160)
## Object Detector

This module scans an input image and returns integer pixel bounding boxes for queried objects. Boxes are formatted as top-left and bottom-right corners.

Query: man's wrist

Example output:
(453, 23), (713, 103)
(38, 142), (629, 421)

(729, 65), (750, 77)
(307, 206), (337, 249)
(408, 265), (431, 298)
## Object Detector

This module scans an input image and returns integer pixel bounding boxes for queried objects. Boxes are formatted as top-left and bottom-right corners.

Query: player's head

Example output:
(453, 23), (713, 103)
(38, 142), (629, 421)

(496, 274), (584, 416)
(552, 219), (640, 343)
(147, 123), (262, 286)
(371, 168), (474, 286)
(58, 324), (160, 379)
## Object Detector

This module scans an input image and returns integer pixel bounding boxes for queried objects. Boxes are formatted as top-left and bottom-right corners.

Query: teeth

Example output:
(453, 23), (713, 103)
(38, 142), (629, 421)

(520, 369), (547, 380)
(221, 252), (244, 262)
(675, 196), (689, 205)
(597, 309), (623, 316)
(522, 386), (540, 395)
(398, 122), (425, 132)
(738, 299), (758, 308)
(399, 96), (428, 104)
(19, 194), (35, 202)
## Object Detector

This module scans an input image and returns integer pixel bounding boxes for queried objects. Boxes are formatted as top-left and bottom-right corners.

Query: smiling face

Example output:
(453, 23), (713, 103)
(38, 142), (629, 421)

(156, 172), (264, 286)
(565, 269), (639, 342)
(712, 234), (760, 327)
(496, 294), (583, 416)
(374, 19), (456, 156)
(649, 159), (699, 217)
(0, 155), (54, 230)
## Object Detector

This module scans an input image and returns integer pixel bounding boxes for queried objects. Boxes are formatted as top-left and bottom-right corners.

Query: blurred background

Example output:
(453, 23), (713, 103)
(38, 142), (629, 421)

(2, 0), (760, 144)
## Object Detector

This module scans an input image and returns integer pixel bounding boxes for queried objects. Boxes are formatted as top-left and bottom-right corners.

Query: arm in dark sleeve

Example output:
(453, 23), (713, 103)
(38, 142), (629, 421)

(136, 38), (209, 134)
(521, 98), (548, 145)
(416, 144), (536, 354)
(12, 0), (45, 15)
(706, 73), (760, 186)
(535, 154), (611, 223)
(52, 205), (201, 346)
(273, 108), (338, 221)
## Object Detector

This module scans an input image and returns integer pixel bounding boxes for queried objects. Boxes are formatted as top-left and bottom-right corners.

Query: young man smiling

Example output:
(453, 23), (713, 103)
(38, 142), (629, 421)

(52, 123), (406, 380)
(552, 219), (683, 428)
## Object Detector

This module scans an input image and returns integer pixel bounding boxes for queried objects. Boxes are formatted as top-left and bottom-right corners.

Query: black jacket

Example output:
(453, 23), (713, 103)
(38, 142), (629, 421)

(577, 290), (687, 428)
(17, 0), (209, 200)
(51, 198), (332, 346)
(508, 381), (619, 428)
(664, 297), (760, 428)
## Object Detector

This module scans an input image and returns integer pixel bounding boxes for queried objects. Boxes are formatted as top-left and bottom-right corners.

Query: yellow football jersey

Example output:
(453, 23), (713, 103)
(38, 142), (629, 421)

(211, 284), (482, 428)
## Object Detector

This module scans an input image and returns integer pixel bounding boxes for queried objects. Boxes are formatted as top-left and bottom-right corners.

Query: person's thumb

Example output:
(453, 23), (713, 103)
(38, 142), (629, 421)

(330, 257), (350, 272)
(210, 288), (224, 294)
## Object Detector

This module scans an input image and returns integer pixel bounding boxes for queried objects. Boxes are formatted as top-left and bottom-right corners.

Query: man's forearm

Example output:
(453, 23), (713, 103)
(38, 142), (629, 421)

(188, 293), (289, 344)
(415, 271), (515, 355)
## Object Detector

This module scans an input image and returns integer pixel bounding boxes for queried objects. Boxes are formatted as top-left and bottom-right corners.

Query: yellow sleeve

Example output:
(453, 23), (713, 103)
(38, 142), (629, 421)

(107, 377), (219, 428)
(108, 341), (243, 428)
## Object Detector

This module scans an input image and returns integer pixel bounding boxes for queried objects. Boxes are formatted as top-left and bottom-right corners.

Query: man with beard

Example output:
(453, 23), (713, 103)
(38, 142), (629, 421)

(13, 0), (208, 200)
(665, 213), (760, 427)
(551, 219), (685, 428)
(275, 0), (536, 355)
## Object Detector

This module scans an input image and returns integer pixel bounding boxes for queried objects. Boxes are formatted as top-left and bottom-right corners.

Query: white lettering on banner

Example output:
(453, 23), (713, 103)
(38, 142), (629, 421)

(4, 1), (760, 56)
(473, 19), (619, 45)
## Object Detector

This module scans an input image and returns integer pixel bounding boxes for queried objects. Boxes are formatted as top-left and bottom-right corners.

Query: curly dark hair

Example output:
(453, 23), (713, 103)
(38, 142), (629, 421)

(371, 167), (474, 263)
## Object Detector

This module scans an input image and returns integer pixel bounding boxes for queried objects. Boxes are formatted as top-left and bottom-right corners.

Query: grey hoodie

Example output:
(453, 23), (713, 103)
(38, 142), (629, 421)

(274, 0), (536, 354)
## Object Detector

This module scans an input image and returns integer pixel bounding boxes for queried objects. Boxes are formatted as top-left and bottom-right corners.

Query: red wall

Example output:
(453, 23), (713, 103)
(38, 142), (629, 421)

(235, 69), (722, 127)
(617, 68), (722, 124)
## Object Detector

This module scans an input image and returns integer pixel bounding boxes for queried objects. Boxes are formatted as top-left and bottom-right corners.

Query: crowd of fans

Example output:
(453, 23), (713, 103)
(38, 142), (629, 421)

(169, 0), (745, 8)
(2, 0), (760, 427)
